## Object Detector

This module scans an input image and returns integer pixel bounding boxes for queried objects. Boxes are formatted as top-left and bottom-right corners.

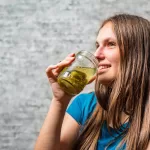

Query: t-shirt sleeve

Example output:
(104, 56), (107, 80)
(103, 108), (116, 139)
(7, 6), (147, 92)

(66, 94), (83, 125)
(66, 92), (96, 125)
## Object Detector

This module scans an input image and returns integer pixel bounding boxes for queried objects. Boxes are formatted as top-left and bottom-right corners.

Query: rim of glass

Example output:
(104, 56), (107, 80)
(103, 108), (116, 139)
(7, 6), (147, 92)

(77, 50), (99, 67)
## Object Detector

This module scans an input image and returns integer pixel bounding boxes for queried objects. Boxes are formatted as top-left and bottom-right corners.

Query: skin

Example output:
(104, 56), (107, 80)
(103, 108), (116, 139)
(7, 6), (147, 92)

(34, 22), (150, 150)
(95, 22), (129, 126)
(94, 22), (120, 85)
(34, 54), (80, 150)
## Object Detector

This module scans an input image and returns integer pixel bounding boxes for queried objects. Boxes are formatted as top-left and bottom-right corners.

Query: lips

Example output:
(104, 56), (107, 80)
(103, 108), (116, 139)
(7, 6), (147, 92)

(99, 64), (111, 69)
(98, 64), (111, 71)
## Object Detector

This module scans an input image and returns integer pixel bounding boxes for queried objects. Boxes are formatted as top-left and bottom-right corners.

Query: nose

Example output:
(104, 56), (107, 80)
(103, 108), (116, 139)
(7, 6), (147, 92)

(94, 47), (105, 60)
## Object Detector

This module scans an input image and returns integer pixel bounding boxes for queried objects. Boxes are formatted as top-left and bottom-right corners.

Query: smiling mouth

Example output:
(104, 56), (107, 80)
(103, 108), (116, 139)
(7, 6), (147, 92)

(99, 65), (111, 70)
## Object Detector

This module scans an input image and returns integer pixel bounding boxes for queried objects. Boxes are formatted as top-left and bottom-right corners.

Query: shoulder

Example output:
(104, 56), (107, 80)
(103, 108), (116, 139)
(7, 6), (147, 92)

(77, 92), (97, 112)
(66, 92), (97, 125)
(74, 92), (97, 106)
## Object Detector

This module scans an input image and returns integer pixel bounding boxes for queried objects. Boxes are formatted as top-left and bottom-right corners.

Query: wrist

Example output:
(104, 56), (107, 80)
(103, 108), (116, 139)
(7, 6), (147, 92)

(50, 96), (72, 110)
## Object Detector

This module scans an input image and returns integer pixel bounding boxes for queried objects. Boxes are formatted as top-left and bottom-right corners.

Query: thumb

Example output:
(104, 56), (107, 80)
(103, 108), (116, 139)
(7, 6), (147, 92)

(88, 75), (96, 84)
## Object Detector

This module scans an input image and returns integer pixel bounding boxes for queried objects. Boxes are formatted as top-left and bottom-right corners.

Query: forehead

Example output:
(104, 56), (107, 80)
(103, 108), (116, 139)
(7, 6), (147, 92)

(96, 22), (117, 42)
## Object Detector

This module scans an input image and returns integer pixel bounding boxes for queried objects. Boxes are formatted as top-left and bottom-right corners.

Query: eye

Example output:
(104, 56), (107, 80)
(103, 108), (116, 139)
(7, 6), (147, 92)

(95, 42), (99, 49)
(107, 41), (116, 47)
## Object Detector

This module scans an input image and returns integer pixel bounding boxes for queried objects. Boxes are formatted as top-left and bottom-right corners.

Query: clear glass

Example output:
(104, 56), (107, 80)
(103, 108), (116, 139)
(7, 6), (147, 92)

(57, 50), (98, 95)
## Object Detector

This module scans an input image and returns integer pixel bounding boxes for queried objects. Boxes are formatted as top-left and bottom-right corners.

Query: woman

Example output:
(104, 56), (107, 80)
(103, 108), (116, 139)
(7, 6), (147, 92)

(34, 14), (150, 150)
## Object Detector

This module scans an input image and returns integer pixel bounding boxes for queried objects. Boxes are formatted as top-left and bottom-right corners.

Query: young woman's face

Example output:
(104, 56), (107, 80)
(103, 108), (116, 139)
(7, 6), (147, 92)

(94, 22), (120, 85)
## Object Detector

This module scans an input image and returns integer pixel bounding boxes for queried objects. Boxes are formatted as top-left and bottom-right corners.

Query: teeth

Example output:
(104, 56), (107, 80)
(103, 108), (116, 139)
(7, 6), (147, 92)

(99, 65), (110, 69)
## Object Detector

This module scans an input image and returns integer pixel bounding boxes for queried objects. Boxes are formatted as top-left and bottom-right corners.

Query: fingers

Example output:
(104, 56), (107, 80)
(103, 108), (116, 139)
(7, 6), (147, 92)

(46, 53), (76, 83)
(56, 56), (75, 72)
(46, 65), (58, 83)
(67, 53), (75, 57)
(54, 53), (75, 73)
(46, 65), (57, 76)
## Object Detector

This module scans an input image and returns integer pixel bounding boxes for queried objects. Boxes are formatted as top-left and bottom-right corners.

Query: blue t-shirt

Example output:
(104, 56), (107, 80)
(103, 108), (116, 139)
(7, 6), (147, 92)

(66, 92), (127, 150)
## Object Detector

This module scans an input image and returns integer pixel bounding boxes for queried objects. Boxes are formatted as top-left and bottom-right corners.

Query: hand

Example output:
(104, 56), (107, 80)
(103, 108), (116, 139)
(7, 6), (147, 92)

(46, 53), (75, 102)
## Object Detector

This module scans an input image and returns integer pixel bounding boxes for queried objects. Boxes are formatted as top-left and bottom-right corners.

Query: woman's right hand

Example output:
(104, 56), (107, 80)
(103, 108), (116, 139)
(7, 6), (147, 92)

(46, 53), (75, 103)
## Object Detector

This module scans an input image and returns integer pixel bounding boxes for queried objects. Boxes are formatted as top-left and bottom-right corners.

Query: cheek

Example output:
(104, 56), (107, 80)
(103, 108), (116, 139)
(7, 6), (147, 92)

(112, 56), (120, 74)
(108, 50), (120, 65)
(108, 54), (120, 65)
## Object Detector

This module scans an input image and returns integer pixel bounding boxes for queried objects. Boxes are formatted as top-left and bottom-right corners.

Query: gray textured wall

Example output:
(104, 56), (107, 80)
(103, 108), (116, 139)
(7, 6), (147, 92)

(0, 0), (150, 150)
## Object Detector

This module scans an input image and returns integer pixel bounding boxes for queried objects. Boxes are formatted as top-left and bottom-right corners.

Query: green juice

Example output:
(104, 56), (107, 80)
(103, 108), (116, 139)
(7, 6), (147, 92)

(57, 66), (96, 95)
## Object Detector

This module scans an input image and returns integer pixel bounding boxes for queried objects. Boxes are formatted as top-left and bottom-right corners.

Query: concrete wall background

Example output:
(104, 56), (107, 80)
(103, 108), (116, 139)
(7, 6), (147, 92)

(0, 0), (150, 149)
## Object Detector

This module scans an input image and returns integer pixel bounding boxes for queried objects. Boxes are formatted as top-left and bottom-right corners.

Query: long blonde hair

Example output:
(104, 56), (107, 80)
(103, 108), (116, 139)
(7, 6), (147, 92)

(74, 14), (150, 150)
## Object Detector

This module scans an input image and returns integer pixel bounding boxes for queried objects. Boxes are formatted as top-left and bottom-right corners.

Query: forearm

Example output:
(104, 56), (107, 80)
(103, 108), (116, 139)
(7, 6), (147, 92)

(34, 98), (70, 150)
